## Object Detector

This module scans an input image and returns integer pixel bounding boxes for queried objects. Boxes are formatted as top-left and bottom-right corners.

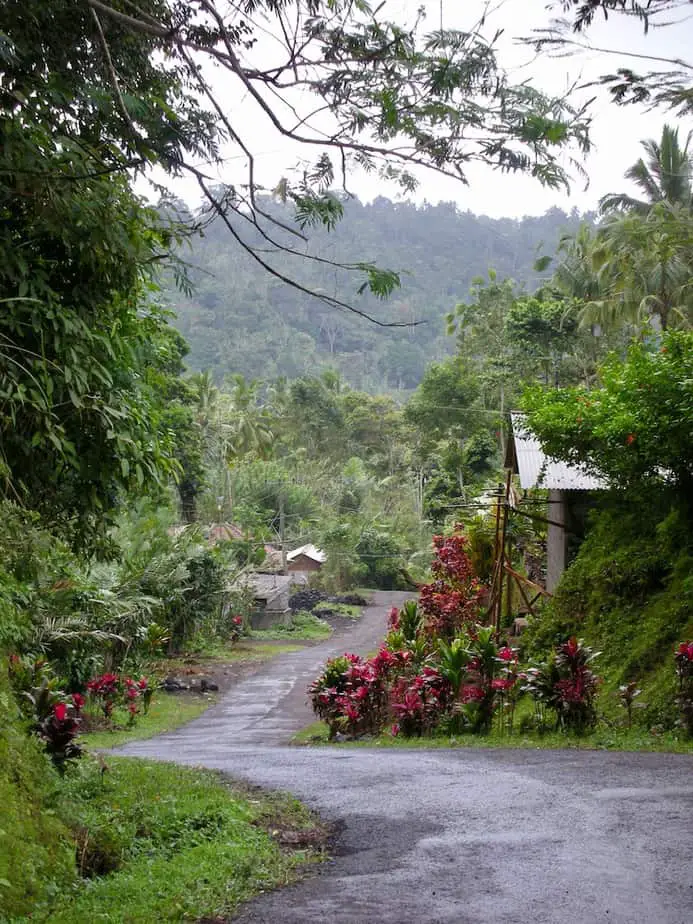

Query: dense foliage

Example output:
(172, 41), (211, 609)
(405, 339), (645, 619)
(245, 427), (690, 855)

(310, 534), (609, 739)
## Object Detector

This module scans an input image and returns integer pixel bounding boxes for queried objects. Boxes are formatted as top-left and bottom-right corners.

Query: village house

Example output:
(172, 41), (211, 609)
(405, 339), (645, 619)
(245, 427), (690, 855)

(505, 412), (604, 592)
(286, 544), (326, 582)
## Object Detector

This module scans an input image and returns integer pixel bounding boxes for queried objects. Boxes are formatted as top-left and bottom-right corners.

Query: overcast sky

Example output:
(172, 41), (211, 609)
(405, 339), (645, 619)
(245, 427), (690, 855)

(161, 0), (693, 219)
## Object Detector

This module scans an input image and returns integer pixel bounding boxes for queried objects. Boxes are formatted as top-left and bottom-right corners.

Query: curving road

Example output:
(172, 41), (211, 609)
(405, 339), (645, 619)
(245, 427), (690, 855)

(117, 591), (693, 924)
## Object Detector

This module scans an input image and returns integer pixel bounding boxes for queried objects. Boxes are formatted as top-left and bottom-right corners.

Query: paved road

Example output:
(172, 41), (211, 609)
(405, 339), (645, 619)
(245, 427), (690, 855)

(118, 592), (693, 924)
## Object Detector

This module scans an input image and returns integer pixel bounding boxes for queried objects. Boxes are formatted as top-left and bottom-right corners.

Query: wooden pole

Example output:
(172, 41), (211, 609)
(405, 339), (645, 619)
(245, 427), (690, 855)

(495, 469), (512, 638)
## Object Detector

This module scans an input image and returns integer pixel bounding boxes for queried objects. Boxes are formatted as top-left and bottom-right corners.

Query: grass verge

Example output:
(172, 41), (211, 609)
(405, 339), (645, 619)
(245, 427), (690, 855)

(21, 757), (327, 923)
(293, 720), (693, 753)
(251, 611), (332, 641)
(79, 693), (211, 750)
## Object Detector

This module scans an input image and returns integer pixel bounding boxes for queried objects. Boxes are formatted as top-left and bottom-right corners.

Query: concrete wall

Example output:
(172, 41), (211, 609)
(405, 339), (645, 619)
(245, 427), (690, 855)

(546, 489), (568, 593)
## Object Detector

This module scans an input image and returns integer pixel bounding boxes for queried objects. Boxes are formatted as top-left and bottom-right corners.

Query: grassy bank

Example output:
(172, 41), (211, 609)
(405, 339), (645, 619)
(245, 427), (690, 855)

(251, 611), (333, 641)
(18, 757), (326, 923)
(294, 719), (693, 753)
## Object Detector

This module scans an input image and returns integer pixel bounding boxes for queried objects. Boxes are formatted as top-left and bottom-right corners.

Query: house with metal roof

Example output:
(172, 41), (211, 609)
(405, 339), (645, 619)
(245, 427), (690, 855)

(505, 412), (605, 592)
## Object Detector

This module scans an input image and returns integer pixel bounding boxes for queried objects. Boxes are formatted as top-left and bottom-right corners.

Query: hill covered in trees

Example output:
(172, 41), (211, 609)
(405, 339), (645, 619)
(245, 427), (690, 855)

(165, 198), (591, 391)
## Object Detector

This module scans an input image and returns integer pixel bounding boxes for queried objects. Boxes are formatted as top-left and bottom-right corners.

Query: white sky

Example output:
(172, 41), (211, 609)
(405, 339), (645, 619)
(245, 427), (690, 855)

(161, 0), (693, 219)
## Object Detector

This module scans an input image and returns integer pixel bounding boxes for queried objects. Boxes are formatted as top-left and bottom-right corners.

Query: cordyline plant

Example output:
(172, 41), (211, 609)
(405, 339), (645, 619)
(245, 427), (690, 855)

(523, 638), (601, 734)
(87, 672), (151, 726)
(8, 654), (83, 771)
(308, 647), (396, 738)
(309, 605), (521, 739)
(418, 531), (484, 639)
(674, 641), (693, 736)
(391, 666), (451, 737)
(444, 628), (519, 734)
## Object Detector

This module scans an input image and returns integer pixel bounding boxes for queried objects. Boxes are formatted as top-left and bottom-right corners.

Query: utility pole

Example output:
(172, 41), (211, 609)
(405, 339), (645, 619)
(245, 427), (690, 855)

(279, 489), (287, 574)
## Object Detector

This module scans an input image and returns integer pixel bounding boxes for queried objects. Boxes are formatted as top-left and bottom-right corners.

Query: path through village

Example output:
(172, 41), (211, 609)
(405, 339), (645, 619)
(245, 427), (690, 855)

(118, 592), (693, 924)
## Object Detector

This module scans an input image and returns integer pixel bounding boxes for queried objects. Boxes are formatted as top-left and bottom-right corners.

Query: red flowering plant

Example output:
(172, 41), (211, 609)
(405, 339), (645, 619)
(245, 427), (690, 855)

(309, 648), (394, 738)
(419, 531), (483, 639)
(86, 673), (150, 726)
(8, 654), (83, 770)
(229, 614), (245, 644)
(87, 673), (121, 718)
(385, 600), (431, 668)
(494, 645), (521, 734)
(122, 676), (151, 725)
(390, 667), (451, 737)
(674, 641), (693, 736)
(523, 637), (600, 733)
(436, 627), (518, 735)
(39, 699), (83, 772)
(453, 626), (504, 733)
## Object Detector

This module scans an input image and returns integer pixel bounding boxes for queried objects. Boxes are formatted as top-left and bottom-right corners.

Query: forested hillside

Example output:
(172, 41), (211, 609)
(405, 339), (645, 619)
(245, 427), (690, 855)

(166, 198), (590, 390)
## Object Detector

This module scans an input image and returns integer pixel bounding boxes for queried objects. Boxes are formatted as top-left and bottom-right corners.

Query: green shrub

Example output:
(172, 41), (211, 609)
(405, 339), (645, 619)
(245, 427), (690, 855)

(0, 659), (75, 919)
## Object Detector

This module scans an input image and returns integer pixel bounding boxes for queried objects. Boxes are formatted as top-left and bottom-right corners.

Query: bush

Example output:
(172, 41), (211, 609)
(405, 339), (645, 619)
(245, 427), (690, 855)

(308, 649), (395, 737)
(418, 530), (483, 638)
(8, 655), (83, 770)
(523, 638), (600, 734)
(86, 673), (150, 726)
(0, 659), (76, 919)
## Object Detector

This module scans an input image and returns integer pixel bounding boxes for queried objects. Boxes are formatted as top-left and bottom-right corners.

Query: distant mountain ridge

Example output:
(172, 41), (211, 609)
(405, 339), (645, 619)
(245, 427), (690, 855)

(164, 197), (591, 392)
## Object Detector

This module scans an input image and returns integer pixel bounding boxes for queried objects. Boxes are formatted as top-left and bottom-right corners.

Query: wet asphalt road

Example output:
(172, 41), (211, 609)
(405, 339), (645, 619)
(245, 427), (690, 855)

(117, 592), (693, 924)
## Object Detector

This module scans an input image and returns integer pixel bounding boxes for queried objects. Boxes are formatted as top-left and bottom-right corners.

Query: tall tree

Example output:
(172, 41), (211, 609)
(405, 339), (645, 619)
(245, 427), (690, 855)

(599, 124), (693, 215)
(1, 0), (591, 324)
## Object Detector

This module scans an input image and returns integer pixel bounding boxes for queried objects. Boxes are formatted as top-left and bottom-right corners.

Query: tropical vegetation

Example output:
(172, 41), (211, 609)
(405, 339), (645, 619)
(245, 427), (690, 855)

(3, 0), (693, 919)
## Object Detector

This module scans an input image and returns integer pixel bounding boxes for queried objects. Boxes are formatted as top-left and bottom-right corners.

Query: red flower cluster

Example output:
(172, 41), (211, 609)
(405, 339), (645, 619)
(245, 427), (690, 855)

(391, 667), (451, 736)
(87, 673), (120, 716)
(676, 642), (693, 662)
(418, 531), (483, 638)
(87, 672), (149, 721)
(308, 648), (394, 737)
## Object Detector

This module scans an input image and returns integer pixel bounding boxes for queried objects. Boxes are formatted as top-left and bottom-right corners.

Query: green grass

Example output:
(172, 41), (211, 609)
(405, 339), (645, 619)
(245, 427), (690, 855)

(293, 719), (693, 753)
(251, 611), (332, 641)
(313, 602), (363, 619)
(180, 638), (305, 661)
(79, 693), (211, 750)
(20, 757), (325, 923)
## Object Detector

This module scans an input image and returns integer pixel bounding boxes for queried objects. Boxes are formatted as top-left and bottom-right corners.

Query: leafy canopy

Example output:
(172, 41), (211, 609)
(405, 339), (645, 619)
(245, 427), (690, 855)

(0, 0), (592, 321)
(523, 330), (693, 497)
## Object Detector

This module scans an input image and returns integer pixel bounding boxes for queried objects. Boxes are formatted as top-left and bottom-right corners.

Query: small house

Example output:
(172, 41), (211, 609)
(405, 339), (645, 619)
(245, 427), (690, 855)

(505, 412), (604, 592)
(237, 572), (293, 629)
(286, 544), (326, 580)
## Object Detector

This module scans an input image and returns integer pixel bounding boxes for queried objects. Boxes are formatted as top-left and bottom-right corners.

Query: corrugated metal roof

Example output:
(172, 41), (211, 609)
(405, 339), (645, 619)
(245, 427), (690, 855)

(509, 412), (605, 491)
(287, 543), (326, 564)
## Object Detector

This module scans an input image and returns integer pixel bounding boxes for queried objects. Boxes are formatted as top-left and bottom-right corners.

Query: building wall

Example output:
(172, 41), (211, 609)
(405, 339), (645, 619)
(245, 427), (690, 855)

(288, 555), (322, 573)
(546, 488), (568, 594)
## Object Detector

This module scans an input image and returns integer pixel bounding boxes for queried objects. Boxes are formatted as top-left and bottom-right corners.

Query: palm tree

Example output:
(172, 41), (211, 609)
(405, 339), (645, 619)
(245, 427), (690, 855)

(224, 375), (274, 462)
(599, 124), (693, 216)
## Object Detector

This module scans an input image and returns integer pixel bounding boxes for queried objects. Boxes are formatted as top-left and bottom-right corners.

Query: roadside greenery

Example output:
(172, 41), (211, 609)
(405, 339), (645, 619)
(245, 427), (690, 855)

(14, 757), (325, 924)
(309, 531), (693, 744)
(3, 0), (693, 916)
